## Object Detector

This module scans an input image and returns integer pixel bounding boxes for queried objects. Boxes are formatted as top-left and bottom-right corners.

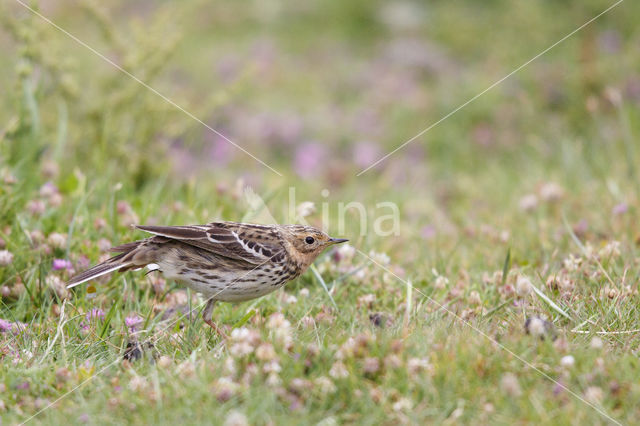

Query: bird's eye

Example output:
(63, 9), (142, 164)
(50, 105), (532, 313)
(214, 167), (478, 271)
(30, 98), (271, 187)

(305, 236), (315, 244)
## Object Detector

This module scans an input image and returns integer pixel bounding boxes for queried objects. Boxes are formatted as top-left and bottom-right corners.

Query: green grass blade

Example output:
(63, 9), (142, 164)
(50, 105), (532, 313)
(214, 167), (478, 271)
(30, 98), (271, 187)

(501, 248), (511, 287)
(99, 298), (120, 339)
(233, 309), (257, 329)
(529, 282), (573, 321)
(310, 264), (338, 311)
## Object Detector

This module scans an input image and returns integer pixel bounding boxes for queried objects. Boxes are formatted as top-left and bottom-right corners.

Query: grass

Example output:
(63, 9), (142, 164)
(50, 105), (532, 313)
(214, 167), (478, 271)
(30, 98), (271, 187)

(1, 0), (640, 424)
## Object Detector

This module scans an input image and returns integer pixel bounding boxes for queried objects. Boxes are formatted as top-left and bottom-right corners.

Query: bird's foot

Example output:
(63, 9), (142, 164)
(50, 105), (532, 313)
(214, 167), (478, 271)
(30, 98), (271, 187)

(204, 318), (229, 339)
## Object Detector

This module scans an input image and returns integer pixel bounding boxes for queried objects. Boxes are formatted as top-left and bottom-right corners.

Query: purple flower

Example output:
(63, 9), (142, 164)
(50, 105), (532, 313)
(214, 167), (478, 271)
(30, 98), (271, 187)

(125, 315), (143, 329)
(421, 225), (437, 240)
(85, 308), (105, 322)
(352, 108), (383, 137)
(553, 381), (565, 396)
(273, 113), (304, 146)
(76, 255), (90, 270)
(612, 203), (628, 216)
(625, 77), (640, 104)
(598, 30), (621, 54)
(0, 319), (26, 334)
(52, 259), (73, 271)
(39, 181), (59, 198)
(168, 143), (197, 177)
(293, 142), (327, 179)
(352, 141), (381, 168)
(0, 318), (12, 332)
(207, 135), (234, 166)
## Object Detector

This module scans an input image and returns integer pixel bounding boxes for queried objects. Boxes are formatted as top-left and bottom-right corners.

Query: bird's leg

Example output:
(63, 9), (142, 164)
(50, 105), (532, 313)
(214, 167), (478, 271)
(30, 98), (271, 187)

(202, 298), (228, 339)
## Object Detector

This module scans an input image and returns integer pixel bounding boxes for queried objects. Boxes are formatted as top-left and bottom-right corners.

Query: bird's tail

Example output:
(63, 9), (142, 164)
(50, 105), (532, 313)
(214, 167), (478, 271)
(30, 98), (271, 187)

(66, 240), (152, 289)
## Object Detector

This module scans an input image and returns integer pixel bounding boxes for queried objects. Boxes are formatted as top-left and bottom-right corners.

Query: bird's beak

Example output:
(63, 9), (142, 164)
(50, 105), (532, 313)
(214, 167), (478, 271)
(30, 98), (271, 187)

(328, 238), (349, 245)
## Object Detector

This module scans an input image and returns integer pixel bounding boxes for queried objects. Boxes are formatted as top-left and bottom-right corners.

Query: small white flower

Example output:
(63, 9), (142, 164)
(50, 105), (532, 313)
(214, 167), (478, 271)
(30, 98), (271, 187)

(47, 233), (67, 249)
(539, 182), (564, 202)
(519, 194), (538, 212)
(29, 230), (44, 243)
(362, 357), (380, 374)
(263, 360), (281, 374)
(584, 386), (603, 404)
(97, 238), (112, 252)
(560, 355), (575, 368)
(434, 275), (449, 290)
(229, 341), (253, 357)
(265, 372), (281, 386)
(266, 313), (288, 330)
(229, 327), (259, 357)
(27, 200), (46, 215)
(223, 410), (248, 426)
(392, 397), (413, 412)
(500, 373), (522, 397)
(255, 343), (276, 361)
(284, 294), (298, 305)
(598, 241), (621, 259)
(41, 160), (59, 178)
(407, 357), (431, 374)
(46, 274), (69, 299)
(329, 361), (349, 379)
(516, 275), (532, 297)
(177, 360), (196, 377)
(468, 291), (482, 305)
(314, 376), (336, 395)
(384, 354), (402, 370)
(563, 254), (582, 272)
(357, 293), (376, 307)
(316, 418), (337, 426)
(156, 356), (172, 368)
(223, 358), (236, 375)
(128, 375), (148, 392)
(336, 243), (355, 260)
(590, 337), (603, 349)
(48, 193), (63, 207)
(336, 337), (357, 360)
(296, 201), (316, 218)
(369, 251), (390, 266)
(0, 250), (13, 266)
(526, 317), (546, 338)
(300, 315), (315, 329)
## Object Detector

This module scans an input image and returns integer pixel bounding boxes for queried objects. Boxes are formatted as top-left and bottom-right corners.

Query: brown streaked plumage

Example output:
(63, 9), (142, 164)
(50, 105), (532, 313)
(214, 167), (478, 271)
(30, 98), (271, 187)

(67, 221), (348, 336)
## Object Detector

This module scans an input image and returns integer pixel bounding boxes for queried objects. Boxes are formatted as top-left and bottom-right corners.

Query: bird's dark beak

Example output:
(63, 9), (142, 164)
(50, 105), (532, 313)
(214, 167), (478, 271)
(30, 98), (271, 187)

(328, 238), (349, 245)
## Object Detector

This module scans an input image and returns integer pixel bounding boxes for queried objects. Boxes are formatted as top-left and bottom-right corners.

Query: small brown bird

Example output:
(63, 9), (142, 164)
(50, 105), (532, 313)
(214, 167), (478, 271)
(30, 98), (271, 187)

(67, 221), (348, 336)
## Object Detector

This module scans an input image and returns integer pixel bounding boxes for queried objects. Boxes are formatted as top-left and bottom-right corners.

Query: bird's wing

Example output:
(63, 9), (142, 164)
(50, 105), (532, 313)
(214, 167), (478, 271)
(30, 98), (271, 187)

(134, 222), (286, 264)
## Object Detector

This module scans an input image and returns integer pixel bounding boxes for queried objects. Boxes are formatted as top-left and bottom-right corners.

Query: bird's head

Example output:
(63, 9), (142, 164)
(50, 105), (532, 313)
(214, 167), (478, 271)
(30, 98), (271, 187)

(280, 225), (348, 267)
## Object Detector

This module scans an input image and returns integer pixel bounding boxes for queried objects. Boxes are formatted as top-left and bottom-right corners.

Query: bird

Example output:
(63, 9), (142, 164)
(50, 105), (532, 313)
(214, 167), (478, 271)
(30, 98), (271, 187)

(67, 221), (348, 336)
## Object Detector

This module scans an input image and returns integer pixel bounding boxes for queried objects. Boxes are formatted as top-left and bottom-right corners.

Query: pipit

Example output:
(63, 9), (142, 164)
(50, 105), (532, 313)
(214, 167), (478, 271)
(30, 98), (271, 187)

(68, 221), (348, 336)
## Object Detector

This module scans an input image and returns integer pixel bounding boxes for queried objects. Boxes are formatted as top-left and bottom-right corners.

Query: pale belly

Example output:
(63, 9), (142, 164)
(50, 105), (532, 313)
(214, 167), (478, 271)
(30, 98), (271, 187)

(158, 261), (291, 302)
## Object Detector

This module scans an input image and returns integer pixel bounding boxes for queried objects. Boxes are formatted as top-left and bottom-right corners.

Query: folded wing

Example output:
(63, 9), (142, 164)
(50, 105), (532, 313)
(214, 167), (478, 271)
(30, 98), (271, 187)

(135, 222), (285, 264)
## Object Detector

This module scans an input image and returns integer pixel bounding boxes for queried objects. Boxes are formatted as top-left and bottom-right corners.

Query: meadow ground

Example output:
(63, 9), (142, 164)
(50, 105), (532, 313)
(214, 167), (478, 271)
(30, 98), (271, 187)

(1, 0), (640, 424)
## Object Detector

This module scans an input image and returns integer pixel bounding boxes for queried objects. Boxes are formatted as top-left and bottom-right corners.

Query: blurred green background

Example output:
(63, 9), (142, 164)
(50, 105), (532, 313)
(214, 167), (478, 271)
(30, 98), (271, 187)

(2, 0), (638, 202)
(3, 0), (640, 307)
(1, 1), (640, 423)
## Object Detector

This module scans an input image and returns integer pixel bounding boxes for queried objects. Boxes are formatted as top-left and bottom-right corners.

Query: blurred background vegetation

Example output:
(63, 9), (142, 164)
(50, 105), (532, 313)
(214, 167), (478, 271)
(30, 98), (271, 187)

(0, 0), (639, 290)
(2, 0), (640, 423)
